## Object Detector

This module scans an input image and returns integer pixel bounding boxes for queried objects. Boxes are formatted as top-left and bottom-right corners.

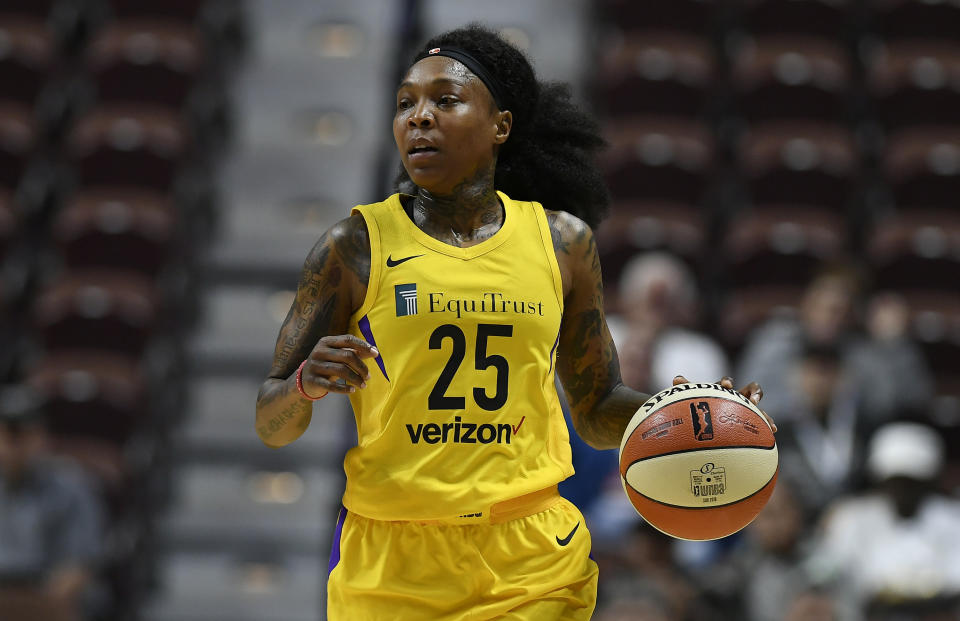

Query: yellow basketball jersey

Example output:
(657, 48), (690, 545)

(343, 191), (573, 521)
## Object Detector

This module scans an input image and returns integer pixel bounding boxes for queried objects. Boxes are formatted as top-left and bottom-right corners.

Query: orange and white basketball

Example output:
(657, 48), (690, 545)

(619, 382), (778, 540)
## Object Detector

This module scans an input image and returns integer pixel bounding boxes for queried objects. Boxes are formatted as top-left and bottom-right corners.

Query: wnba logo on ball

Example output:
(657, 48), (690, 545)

(691, 462), (726, 499)
(690, 402), (714, 441)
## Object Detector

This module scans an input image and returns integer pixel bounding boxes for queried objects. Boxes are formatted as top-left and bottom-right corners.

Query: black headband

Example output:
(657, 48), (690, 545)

(413, 46), (506, 109)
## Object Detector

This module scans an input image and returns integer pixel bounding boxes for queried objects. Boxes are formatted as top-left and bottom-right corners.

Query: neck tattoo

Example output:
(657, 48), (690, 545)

(411, 175), (504, 246)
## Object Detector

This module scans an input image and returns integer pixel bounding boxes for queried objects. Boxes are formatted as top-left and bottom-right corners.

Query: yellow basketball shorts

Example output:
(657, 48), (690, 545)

(326, 489), (598, 620)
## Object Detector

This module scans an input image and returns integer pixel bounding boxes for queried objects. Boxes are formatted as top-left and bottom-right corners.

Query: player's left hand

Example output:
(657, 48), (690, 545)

(672, 375), (777, 433)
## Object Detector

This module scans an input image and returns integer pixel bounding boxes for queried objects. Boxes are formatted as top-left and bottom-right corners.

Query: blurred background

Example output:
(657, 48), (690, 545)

(0, 0), (957, 620)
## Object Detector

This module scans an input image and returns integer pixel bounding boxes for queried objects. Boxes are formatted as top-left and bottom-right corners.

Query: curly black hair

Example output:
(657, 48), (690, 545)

(395, 24), (610, 228)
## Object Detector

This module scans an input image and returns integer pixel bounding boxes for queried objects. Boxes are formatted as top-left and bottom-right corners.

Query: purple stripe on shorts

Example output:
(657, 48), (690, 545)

(328, 506), (347, 575)
(547, 330), (561, 374)
(357, 315), (389, 380)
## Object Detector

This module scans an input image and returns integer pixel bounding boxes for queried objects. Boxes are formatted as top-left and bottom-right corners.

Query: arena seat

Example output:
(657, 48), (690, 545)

(0, 100), (37, 188)
(597, 0), (718, 35)
(52, 188), (178, 277)
(729, 35), (852, 122)
(717, 284), (807, 352)
(100, 0), (248, 68)
(103, 0), (208, 21)
(85, 20), (206, 108)
(896, 290), (960, 401)
(596, 200), (708, 310)
(882, 126), (960, 209)
(0, 0), (59, 17)
(866, 210), (960, 291)
(721, 206), (847, 288)
(597, 201), (708, 262)
(594, 32), (715, 118)
(734, 0), (854, 38)
(736, 120), (859, 211)
(32, 269), (161, 355)
(24, 350), (147, 445)
(870, 0), (960, 42)
(0, 16), (56, 104)
(601, 117), (716, 203)
(0, 189), (17, 262)
(0, 2), (238, 619)
(65, 104), (191, 190)
(866, 40), (960, 129)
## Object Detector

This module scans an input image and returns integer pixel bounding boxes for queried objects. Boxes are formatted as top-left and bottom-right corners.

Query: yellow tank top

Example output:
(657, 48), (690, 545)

(343, 191), (573, 521)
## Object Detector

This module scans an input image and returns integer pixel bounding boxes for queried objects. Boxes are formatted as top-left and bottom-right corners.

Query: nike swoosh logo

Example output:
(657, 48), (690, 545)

(556, 521), (580, 546)
(386, 254), (424, 267)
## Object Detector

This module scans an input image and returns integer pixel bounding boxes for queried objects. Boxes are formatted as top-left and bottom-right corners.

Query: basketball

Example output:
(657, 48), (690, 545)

(619, 382), (778, 540)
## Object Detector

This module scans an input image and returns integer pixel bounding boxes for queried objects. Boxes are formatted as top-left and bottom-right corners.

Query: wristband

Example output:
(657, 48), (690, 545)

(296, 359), (327, 401)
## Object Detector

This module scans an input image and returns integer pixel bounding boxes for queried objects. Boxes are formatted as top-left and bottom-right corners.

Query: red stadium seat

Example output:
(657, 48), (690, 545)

(721, 206), (846, 288)
(65, 104), (191, 190)
(601, 117), (716, 203)
(598, 201), (708, 261)
(882, 126), (960, 209)
(736, 121), (859, 211)
(52, 188), (178, 277)
(32, 269), (161, 355)
(596, 200), (708, 307)
(25, 350), (146, 445)
(594, 32), (715, 118)
(866, 210), (960, 292)
(866, 40), (960, 129)
(85, 19), (206, 108)
(730, 35), (851, 122)
(0, 16), (56, 104)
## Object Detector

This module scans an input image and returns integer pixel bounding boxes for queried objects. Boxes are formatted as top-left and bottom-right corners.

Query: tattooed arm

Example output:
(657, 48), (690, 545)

(549, 210), (652, 450)
(548, 211), (773, 449)
(255, 214), (376, 448)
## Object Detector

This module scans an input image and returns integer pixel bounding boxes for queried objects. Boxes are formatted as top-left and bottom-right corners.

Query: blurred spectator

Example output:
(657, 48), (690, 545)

(609, 252), (729, 393)
(732, 481), (845, 621)
(848, 292), (934, 425)
(736, 263), (932, 425)
(593, 593), (674, 621)
(783, 589), (839, 621)
(807, 422), (960, 620)
(774, 340), (864, 514)
(595, 521), (708, 621)
(0, 387), (105, 620)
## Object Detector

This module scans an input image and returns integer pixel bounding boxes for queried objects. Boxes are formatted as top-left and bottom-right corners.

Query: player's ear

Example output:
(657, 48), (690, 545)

(493, 110), (512, 145)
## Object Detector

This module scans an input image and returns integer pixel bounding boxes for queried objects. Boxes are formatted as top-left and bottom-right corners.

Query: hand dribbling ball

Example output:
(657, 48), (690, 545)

(619, 382), (778, 540)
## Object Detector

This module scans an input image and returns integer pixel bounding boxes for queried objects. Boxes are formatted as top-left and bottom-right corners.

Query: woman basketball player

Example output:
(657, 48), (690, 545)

(255, 25), (769, 620)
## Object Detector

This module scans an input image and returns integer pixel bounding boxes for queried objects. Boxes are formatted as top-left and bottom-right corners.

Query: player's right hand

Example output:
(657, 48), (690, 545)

(673, 374), (777, 433)
(301, 334), (379, 395)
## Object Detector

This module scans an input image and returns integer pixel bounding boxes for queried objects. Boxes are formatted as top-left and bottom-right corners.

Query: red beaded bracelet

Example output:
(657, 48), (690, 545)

(296, 359), (327, 401)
